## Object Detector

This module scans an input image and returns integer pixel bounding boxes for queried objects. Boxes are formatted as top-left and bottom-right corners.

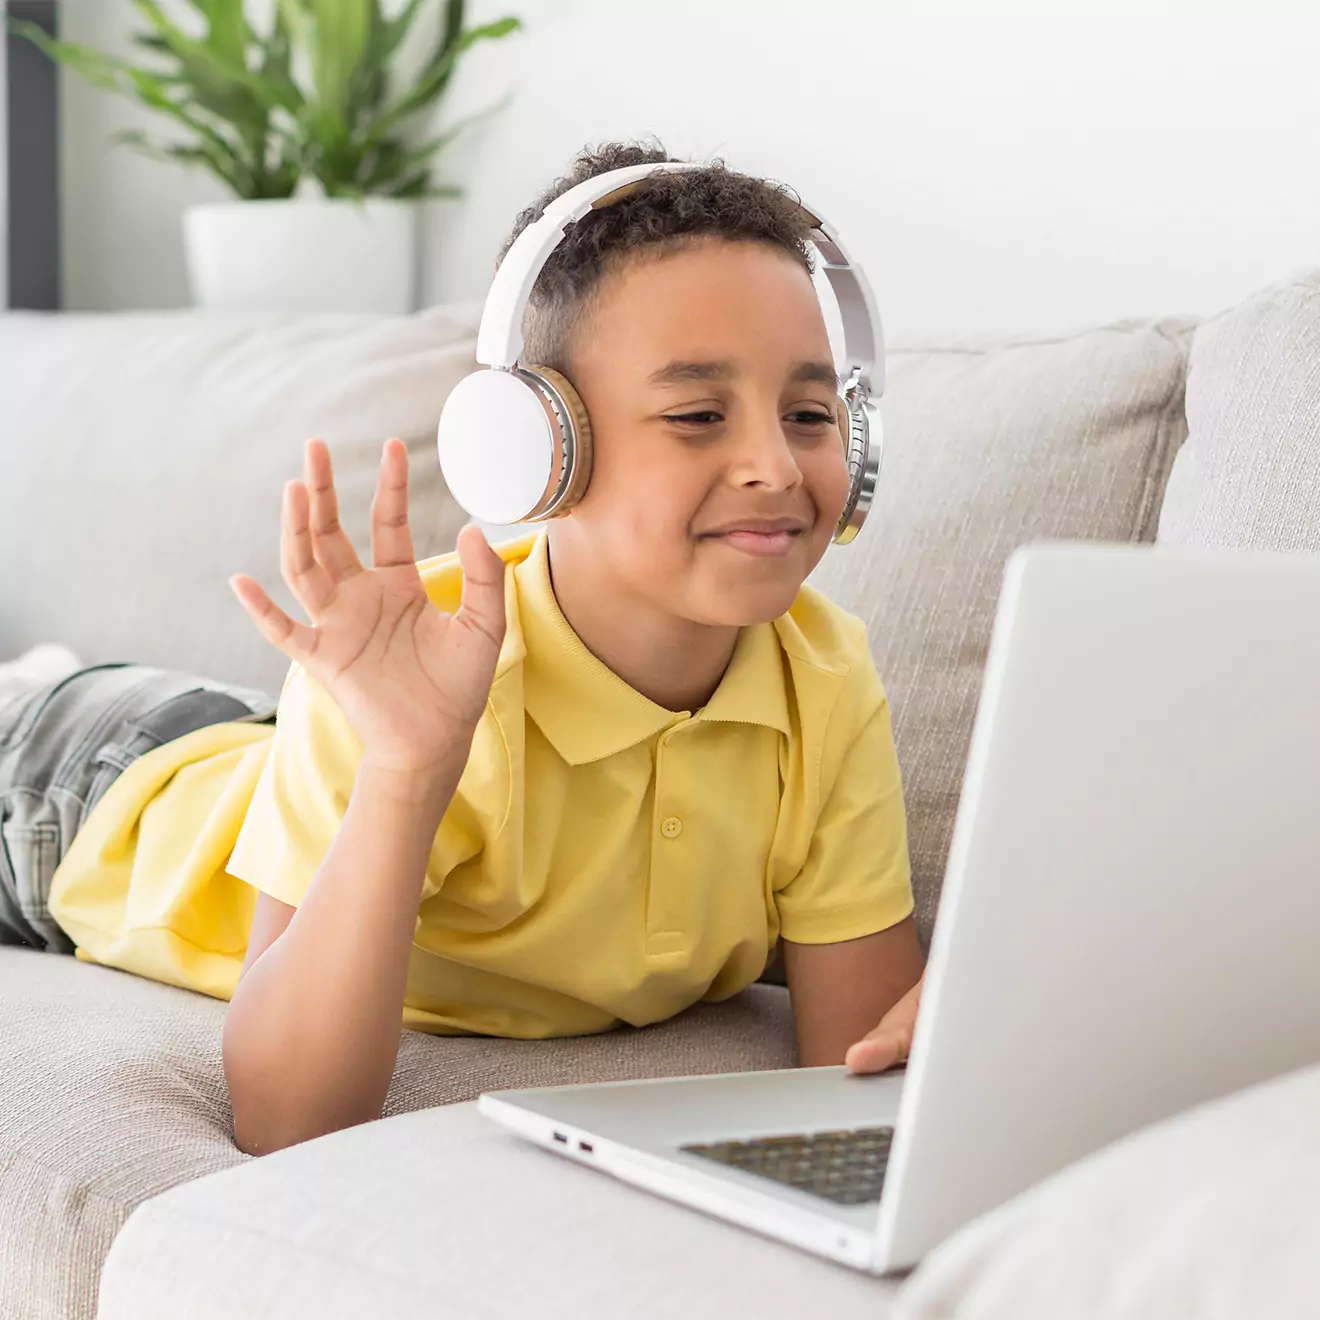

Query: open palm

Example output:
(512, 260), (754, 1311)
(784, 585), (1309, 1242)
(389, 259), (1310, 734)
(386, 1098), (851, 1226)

(230, 438), (506, 778)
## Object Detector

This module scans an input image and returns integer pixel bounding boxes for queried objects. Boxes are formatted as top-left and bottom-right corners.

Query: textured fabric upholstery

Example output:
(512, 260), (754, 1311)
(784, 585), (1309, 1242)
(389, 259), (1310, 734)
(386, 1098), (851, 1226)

(99, 1100), (904, 1320)
(894, 1062), (1320, 1320)
(1158, 266), (1320, 553)
(0, 948), (796, 1320)
(0, 307), (478, 694)
(0, 304), (1211, 1316)
(809, 318), (1195, 944)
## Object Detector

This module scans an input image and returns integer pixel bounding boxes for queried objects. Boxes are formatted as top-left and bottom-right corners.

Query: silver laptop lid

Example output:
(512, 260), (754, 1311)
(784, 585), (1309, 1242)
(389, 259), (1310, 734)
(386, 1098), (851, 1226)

(877, 542), (1320, 1269)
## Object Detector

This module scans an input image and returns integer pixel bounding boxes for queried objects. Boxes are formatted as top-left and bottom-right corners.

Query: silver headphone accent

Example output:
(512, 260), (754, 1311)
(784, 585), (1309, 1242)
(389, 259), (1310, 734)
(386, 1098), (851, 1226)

(834, 368), (883, 545)
(513, 366), (579, 519)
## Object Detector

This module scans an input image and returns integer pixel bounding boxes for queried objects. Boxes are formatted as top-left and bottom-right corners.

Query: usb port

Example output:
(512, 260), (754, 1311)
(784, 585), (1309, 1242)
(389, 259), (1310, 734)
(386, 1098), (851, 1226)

(552, 1131), (568, 1144)
(578, 1141), (594, 1154)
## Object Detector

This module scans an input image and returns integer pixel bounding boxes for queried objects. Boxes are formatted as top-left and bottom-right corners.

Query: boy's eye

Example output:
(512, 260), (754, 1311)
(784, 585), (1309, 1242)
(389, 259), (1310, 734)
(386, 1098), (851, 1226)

(665, 411), (724, 425)
(663, 411), (836, 426)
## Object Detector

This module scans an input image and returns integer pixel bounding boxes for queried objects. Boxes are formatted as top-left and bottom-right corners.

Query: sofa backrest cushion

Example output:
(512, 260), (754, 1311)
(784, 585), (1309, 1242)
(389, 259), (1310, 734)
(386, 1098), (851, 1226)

(0, 307), (478, 694)
(809, 318), (1196, 946)
(1158, 266), (1320, 554)
(3, 304), (1199, 951)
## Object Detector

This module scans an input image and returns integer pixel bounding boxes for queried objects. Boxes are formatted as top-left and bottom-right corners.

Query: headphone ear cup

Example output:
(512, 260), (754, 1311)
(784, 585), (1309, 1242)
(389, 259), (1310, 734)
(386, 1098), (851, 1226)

(524, 365), (594, 516)
(437, 368), (566, 525)
(832, 393), (881, 545)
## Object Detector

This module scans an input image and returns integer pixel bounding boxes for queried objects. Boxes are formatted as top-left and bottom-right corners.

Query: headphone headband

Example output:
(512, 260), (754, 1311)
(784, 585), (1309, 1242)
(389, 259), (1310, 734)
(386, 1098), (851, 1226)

(476, 161), (885, 399)
(441, 159), (885, 541)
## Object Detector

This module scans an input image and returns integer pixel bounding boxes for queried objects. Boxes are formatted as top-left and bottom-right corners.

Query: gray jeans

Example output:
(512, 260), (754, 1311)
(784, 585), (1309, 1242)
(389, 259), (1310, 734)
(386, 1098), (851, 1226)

(0, 663), (277, 953)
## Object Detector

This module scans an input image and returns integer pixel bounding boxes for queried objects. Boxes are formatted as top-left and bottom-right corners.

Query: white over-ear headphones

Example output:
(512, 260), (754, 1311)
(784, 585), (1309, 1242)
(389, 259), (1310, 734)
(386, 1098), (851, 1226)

(437, 161), (884, 544)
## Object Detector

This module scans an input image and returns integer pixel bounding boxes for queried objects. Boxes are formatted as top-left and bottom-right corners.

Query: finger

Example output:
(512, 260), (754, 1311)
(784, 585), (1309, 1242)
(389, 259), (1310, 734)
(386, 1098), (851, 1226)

(844, 1029), (910, 1075)
(845, 980), (923, 1074)
(304, 438), (363, 582)
(279, 480), (338, 619)
(453, 525), (508, 651)
(370, 438), (418, 569)
(229, 574), (317, 665)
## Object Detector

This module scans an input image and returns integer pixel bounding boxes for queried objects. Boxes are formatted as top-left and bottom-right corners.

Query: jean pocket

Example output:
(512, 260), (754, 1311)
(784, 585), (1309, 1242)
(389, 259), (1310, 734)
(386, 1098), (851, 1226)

(1, 817), (61, 920)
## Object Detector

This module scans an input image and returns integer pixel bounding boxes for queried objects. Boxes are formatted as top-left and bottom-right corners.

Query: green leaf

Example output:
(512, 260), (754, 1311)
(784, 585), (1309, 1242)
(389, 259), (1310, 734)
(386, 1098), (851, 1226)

(7, 21), (138, 94)
(120, 68), (256, 176)
(370, 15), (521, 142)
(192, 0), (251, 67)
(440, 0), (466, 57)
(379, 0), (430, 63)
(274, 0), (314, 64)
(343, 0), (390, 128)
(304, 0), (372, 115)
(131, 32), (172, 55)
(390, 171), (461, 200)
(257, 5), (294, 91)
(115, 127), (251, 196)
(133, 0), (301, 115)
(359, 94), (510, 190)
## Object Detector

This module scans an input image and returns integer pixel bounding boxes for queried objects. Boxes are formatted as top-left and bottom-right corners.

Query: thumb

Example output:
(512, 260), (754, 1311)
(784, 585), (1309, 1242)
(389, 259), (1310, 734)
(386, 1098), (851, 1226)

(845, 975), (924, 1075)
(454, 524), (508, 649)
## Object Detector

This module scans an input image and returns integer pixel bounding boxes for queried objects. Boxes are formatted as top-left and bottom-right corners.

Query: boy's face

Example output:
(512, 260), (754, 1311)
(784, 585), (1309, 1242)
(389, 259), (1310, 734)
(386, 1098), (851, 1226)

(558, 237), (851, 628)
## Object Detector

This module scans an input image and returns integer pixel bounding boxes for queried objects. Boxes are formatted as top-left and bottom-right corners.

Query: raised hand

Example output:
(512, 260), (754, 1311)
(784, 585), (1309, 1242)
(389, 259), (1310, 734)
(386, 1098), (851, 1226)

(230, 437), (506, 782)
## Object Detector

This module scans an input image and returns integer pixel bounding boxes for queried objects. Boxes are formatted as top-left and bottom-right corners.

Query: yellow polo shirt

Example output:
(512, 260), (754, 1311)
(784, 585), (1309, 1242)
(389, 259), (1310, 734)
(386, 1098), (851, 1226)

(49, 533), (912, 1037)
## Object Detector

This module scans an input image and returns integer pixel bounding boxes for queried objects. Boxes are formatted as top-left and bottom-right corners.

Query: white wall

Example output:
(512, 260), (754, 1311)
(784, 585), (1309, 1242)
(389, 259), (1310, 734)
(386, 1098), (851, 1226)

(58, 1), (1320, 340)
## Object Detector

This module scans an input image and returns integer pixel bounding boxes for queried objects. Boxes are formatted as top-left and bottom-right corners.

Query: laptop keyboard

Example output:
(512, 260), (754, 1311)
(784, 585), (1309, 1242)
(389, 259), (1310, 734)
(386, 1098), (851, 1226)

(680, 1126), (894, 1206)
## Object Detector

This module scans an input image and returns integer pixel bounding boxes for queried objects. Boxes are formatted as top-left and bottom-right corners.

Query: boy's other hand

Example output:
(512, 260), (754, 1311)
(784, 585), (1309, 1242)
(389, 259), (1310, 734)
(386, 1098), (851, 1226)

(845, 973), (924, 1075)
(230, 437), (507, 785)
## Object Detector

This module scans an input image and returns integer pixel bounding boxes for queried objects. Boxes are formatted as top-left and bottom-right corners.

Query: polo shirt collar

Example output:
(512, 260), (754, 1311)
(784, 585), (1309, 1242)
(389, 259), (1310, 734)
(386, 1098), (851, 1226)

(514, 534), (791, 766)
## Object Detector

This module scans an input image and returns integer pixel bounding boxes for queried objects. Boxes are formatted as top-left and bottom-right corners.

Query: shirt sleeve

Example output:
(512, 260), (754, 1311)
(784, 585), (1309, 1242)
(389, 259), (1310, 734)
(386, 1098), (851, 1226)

(226, 661), (364, 909)
(774, 666), (915, 945)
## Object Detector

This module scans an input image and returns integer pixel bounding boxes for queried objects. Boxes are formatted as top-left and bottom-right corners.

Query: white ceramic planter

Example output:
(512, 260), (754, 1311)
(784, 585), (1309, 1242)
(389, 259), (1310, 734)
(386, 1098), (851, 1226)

(183, 197), (419, 314)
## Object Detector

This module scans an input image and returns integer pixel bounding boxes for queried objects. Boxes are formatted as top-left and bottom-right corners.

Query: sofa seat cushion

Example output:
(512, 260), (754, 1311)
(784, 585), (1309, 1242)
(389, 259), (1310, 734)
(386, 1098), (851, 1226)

(808, 316), (1196, 944)
(0, 948), (797, 1320)
(893, 1060), (1320, 1320)
(99, 1099), (904, 1320)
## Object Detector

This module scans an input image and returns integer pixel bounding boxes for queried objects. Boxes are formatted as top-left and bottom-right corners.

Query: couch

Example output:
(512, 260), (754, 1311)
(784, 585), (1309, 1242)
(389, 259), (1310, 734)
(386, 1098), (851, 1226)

(1, 267), (1317, 1319)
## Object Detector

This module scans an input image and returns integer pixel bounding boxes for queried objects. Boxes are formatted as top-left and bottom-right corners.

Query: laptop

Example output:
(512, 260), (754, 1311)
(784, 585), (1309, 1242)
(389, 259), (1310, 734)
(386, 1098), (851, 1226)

(479, 542), (1320, 1273)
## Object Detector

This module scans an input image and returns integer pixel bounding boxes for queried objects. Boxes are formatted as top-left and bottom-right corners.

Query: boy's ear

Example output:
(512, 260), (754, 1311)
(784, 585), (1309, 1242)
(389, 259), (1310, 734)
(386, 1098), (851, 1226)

(835, 398), (852, 451)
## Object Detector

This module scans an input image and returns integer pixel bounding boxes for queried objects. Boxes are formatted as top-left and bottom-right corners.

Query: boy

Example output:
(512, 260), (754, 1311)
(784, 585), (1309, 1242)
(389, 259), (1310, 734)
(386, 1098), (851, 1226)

(2, 142), (925, 1156)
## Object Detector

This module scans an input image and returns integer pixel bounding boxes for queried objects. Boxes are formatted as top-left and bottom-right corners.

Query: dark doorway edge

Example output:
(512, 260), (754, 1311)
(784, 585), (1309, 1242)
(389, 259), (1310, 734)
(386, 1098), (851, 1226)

(6, 0), (60, 310)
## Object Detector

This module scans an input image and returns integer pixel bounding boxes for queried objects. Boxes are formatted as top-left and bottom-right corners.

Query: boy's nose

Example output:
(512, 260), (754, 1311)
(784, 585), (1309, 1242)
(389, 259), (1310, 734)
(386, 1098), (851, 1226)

(727, 419), (804, 492)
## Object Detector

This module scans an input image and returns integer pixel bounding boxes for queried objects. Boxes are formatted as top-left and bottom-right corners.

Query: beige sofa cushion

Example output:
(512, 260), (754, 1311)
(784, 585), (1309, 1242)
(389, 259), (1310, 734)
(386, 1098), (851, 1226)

(0, 307), (479, 694)
(1158, 266), (1320, 552)
(893, 1061), (1320, 1320)
(0, 948), (796, 1320)
(99, 1100), (903, 1320)
(809, 317), (1196, 944)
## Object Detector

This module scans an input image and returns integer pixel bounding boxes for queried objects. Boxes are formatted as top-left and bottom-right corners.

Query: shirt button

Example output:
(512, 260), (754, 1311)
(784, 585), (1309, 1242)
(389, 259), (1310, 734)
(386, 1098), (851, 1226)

(660, 816), (683, 839)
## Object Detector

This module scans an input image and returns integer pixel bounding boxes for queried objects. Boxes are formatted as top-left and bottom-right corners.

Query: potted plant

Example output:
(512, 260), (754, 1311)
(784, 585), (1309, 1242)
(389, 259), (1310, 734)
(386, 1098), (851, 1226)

(12, 0), (521, 313)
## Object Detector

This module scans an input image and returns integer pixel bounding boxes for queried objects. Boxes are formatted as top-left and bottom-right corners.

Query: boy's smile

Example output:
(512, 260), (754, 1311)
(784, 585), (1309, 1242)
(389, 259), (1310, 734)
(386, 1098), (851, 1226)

(699, 516), (809, 559)
(546, 236), (850, 711)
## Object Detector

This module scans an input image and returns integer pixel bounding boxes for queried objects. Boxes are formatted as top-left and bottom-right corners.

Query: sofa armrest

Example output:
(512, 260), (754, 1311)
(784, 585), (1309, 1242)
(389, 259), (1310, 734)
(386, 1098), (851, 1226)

(100, 1100), (905, 1320)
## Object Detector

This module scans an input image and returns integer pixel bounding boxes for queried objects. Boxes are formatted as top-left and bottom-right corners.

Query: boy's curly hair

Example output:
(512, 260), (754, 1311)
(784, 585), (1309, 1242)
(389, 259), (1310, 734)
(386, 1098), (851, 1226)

(497, 140), (816, 374)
